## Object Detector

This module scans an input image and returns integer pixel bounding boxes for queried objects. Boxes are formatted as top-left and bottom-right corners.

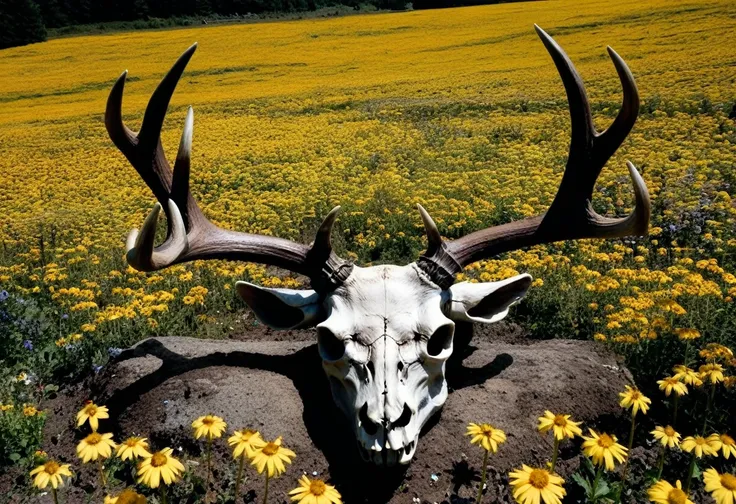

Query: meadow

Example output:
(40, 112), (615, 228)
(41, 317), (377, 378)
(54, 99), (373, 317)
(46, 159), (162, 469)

(1, 0), (736, 501)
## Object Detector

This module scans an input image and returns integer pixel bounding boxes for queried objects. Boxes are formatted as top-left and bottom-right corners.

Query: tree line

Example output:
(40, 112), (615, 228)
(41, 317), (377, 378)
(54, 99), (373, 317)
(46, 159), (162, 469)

(0, 0), (524, 49)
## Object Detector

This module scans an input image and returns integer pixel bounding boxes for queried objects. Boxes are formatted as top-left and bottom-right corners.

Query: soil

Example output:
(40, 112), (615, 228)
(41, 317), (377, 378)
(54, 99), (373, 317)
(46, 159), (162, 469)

(6, 321), (651, 504)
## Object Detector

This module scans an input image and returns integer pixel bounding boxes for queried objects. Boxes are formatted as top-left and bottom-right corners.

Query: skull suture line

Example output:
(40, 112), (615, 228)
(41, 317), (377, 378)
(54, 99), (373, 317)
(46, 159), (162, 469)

(107, 26), (650, 466)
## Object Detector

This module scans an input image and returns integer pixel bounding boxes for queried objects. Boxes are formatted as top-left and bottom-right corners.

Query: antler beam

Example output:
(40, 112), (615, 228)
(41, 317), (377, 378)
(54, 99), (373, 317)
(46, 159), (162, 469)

(417, 25), (650, 289)
(106, 44), (352, 292)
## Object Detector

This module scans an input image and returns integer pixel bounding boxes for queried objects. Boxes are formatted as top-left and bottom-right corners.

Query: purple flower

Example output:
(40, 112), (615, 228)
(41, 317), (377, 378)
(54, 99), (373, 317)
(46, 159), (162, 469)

(23, 340), (33, 351)
(107, 347), (122, 358)
(61, 314), (68, 320)
(92, 365), (103, 374)
(0, 290), (8, 302)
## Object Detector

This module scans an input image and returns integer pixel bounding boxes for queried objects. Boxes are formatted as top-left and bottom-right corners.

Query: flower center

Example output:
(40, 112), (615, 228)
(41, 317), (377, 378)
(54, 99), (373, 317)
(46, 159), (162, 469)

(150, 453), (168, 467)
(553, 415), (567, 427)
(721, 434), (735, 446)
(598, 434), (614, 448)
(630, 390), (641, 400)
(480, 424), (494, 436)
(667, 488), (688, 504)
(202, 417), (215, 426)
(262, 443), (279, 456)
(695, 437), (706, 446)
(722, 474), (736, 491)
(309, 480), (327, 496)
(241, 429), (257, 440)
(664, 426), (676, 437)
(529, 469), (549, 489)
(85, 405), (97, 416)
(86, 433), (102, 445)
(125, 438), (139, 447)
(44, 461), (60, 475)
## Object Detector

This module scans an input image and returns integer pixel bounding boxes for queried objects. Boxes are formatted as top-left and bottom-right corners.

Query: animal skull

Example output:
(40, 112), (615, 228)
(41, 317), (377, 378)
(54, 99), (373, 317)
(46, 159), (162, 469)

(107, 27), (649, 466)
(236, 264), (531, 465)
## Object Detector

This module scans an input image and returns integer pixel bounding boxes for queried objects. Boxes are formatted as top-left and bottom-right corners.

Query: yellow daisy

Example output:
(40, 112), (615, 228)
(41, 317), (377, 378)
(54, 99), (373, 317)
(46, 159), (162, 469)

(681, 435), (717, 458)
(104, 495), (118, 504)
(76, 402), (109, 432)
(116, 437), (151, 461)
(289, 475), (342, 504)
(137, 448), (185, 488)
(657, 376), (688, 397)
(618, 385), (651, 415)
(228, 429), (266, 459)
(76, 432), (116, 462)
(537, 411), (582, 441)
(675, 328), (701, 341)
(113, 488), (147, 504)
(192, 414), (227, 440)
(466, 422), (507, 453)
(699, 363), (725, 384)
(647, 479), (693, 504)
(508, 465), (566, 504)
(703, 468), (736, 504)
(29, 460), (73, 489)
(250, 437), (296, 478)
(581, 429), (628, 471)
(651, 426), (681, 449)
(673, 365), (703, 387)
(710, 433), (736, 459)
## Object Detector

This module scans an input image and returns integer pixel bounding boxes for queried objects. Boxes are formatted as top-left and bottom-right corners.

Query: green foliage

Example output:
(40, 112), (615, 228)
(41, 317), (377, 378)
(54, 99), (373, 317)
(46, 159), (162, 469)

(0, 0), (47, 49)
(0, 406), (46, 466)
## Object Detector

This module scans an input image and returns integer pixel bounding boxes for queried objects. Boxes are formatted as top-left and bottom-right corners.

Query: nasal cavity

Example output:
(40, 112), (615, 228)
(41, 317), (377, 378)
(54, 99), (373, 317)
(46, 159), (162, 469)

(391, 404), (412, 430)
(359, 403), (378, 435)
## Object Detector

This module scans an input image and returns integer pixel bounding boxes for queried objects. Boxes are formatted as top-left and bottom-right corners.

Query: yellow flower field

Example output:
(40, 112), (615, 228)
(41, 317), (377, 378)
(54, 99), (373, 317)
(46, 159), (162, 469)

(0, 0), (735, 379)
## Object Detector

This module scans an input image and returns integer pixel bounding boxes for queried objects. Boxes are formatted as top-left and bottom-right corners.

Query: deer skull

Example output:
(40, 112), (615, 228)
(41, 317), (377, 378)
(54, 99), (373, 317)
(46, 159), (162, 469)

(107, 26), (649, 467)
(236, 264), (532, 465)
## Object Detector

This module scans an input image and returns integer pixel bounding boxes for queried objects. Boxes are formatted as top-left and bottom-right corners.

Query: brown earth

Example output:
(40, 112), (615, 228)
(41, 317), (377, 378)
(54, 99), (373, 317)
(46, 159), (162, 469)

(27, 322), (639, 504)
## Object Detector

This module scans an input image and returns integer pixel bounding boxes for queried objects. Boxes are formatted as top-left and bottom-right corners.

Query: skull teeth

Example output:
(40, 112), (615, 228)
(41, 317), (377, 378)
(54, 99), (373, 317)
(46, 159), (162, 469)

(356, 439), (417, 466)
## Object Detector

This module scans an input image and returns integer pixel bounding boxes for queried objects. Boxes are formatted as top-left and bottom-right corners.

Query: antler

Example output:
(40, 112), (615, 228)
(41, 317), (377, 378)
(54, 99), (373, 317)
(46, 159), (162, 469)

(106, 44), (352, 292)
(417, 25), (650, 290)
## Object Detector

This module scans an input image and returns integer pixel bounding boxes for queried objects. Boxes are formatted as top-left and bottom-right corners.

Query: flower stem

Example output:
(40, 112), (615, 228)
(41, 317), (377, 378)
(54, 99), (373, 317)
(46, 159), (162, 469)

(234, 454), (245, 501)
(656, 445), (665, 479)
(684, 453), (696, 494)
(591, 464), (603, 503)
(160, 485), (168, 504)
(97, 459), (107, 489)
(52, 488), (58, 504)
(621, 411), (636, 486)
(672, 395), (679, 426)
(551, 437), (560, 472)
(476, 449), (489, 504)
(206, 436), (213, 487)
(701, 383), (715, 435)
(262, 473), (270, 504)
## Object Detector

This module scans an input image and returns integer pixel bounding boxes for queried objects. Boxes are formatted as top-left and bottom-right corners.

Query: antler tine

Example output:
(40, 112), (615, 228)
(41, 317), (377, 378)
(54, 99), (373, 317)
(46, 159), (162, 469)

(597, 46), (639, 160)
(416, 26), (650, 290)
(126, 200), (188, 271)
(138, 43), (198, 153)
(105, 71), (136, 158)
(533, 25), (595, 162)
(171, 106), (195, 229)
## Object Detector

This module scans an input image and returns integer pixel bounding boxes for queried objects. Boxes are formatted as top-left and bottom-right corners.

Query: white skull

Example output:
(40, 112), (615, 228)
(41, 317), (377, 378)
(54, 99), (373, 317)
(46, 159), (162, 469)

(236, 263), (531, 466)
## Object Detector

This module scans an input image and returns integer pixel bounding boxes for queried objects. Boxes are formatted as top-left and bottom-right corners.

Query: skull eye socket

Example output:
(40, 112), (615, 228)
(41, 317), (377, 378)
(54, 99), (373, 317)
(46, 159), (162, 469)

(317, 326), (346, 361)
(426, 324), (454, 357)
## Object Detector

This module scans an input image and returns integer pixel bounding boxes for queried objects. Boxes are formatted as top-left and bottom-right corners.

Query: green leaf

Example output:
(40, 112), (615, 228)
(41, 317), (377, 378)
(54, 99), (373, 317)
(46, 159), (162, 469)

(594, 480), (611, 499)
(572, 472), (592, 495)
(9, 453), (20, 462)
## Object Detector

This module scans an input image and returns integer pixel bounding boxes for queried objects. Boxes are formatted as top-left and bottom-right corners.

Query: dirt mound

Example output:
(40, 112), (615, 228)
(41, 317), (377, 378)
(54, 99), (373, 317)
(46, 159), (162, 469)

(41, 323), (632, 503)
